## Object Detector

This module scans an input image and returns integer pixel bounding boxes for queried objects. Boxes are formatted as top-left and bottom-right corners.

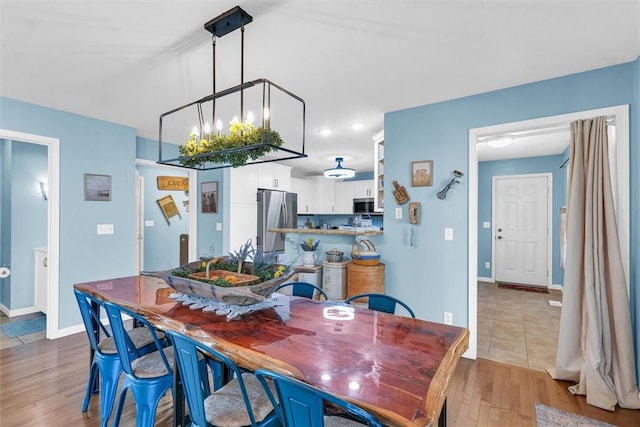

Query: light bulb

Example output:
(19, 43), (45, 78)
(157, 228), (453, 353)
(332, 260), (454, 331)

(190, 126), (199, 136)
(203, 122), (211, 134)
(216, 119), (223, 134)
(246, 111), (254, 125)
(231, 116), (239, 124)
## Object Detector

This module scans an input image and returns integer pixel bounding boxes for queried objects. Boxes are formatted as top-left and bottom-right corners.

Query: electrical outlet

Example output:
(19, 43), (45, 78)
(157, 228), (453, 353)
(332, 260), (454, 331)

(485, 262), (490, 269)
(444, 312), (453, 325)
(395, 207), (402, 219)
(483, 221), (491, 229)
(216, 222), (223, 231)
(145, 220), (154, 227)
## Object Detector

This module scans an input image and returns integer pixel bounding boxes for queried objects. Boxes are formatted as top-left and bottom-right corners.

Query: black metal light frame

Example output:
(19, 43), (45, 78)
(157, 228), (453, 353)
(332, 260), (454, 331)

(157, 6), (307, 170)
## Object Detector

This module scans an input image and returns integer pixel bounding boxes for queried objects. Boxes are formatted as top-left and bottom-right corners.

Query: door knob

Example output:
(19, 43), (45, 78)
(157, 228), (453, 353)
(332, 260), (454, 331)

(497, 235), (503, 239)
(498, 228), (503, 232)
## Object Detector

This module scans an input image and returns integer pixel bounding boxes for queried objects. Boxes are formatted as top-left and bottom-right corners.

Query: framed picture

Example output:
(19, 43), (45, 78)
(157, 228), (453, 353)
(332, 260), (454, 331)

(201, 181), (218, 213)
(411, 160), (433, 187)
(84, 173), (111, 201)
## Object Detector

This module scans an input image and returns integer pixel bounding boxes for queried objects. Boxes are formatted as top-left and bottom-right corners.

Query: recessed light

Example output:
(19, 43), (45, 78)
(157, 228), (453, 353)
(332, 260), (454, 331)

(318, 128), (333, 136)
(349, 122), (365, 130)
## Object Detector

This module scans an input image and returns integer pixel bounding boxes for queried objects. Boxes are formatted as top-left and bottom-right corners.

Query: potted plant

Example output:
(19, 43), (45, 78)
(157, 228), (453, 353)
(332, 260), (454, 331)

(300, 238), (320, 267)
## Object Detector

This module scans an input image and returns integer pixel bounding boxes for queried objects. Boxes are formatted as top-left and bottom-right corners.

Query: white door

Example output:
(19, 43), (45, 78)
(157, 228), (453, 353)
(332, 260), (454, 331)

(494, 174), (550, 286)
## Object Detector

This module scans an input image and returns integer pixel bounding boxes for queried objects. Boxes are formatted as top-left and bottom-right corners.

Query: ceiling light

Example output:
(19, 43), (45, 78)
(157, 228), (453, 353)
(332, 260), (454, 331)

(349, 122), (365, 130)
(157, 6), (307, 170)
(324, 157), (355, 178)
(487, 137), (513, 148)
(318, 128), (333, 136)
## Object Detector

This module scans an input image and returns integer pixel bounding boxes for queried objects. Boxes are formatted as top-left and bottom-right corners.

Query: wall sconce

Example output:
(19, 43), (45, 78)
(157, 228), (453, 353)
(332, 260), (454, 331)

(436, 170), (463, 200)
(39, 181), (48, 201)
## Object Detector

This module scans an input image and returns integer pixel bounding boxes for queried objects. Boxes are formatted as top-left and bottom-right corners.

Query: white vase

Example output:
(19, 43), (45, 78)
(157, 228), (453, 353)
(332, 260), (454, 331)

(302, 251), (317, 267)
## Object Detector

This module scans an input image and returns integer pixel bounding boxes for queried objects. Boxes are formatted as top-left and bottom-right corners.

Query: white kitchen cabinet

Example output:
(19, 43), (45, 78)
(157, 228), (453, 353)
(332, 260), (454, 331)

(257, 163), (291, 191)
(373, 130), (384, 212)
(229, 166), (258, 252)
(312, 176), (336, 214)
(34, 248), (47, 314)
(230, 164), (258, 204)
(353, 180), (374, 198)
(334, 181), (354, 214)
(290, 178), (316, 214)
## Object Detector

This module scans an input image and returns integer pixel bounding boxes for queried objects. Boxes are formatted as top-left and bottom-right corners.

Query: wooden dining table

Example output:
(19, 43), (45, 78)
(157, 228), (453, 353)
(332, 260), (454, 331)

(74, 275), (469, 427)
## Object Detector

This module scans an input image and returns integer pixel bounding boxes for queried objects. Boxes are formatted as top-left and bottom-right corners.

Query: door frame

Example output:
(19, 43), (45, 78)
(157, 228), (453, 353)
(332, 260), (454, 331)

(135, 159), (198, 268)
(466, 104), (629, 360)
(491, 172), (552, 286)
(0, 129), (60, 339)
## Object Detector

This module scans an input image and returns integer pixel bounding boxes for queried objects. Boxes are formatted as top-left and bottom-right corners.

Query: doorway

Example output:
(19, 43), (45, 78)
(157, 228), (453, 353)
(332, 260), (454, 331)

(0, 129), (60, 340)
(466, 105), (630, 362)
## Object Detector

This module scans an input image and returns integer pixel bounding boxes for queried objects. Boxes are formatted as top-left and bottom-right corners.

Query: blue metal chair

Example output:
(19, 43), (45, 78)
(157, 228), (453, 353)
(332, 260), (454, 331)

(273, 281), (328, 300)
(103, 301), (175, 427)
(344, 293), (416, 318)
(73, 289), (161, 427)
(167, 330), (279, 427)
(254, 369), (383, 426)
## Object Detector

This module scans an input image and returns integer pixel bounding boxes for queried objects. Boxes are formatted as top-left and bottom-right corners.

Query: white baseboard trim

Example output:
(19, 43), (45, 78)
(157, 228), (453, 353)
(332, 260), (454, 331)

(549, 284), (563, 291)
(477, 276), (493, 282)
(57, 324), (86, 338)
(0, 303), (42, 317)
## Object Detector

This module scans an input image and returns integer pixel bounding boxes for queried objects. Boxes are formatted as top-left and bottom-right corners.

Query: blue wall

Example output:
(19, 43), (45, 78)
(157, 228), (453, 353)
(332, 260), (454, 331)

(384, 60), (638, 374)
(1, 97), (138, 328)
(478, 155), (566, 285)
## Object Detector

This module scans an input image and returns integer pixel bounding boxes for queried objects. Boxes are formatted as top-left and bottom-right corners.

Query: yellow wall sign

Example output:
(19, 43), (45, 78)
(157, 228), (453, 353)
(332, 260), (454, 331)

(157, 176), (189, 191)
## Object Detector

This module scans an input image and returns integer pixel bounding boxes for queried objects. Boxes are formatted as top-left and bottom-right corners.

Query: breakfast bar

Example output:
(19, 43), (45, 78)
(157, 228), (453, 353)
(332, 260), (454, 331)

(75, 275), (469, 427)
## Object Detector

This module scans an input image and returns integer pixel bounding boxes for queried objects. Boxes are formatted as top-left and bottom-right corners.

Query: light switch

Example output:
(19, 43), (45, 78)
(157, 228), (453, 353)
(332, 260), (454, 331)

(483, 221), (491, 229)
(216, 222), (223, 231)
(395, 208), (402, 219)
(97, 224), (114, 235)
(444, 228), (453, 240)
(145, 220), (154, 227)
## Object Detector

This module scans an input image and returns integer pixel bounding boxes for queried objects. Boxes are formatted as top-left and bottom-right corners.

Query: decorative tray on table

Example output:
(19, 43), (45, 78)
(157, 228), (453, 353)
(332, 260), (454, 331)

(142, 257), (295, 308)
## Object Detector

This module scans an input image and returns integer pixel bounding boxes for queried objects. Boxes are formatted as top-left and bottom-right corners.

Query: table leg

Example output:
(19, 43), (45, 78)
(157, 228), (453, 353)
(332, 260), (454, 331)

(438, 398), (447, 427)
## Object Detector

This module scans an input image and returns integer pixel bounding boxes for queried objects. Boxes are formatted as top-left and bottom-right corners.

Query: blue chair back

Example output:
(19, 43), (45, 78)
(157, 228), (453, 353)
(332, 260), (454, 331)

(168, 330), (278, 427)
(345, 293), (416, 318)
(74, 289), (112, 354)
(273, 281), (328, 300)
(103, 302), (172, 379)
(254, 369), (383, 427)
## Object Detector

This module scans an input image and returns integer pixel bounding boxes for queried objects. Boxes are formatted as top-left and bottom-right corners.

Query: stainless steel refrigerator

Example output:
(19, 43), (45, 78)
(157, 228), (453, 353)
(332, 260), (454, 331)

(257, 189), (297, 253)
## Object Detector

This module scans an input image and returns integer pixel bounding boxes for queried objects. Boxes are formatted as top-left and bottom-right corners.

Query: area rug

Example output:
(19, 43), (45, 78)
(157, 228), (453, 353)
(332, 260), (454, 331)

(535, 403), (618, 426)
(1, 316), (46, 337)
(497, 282), (549, 293)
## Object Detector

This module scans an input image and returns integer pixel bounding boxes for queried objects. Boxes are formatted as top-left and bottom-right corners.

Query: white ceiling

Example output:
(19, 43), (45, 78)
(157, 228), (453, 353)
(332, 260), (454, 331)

(1, 1), (638, 175)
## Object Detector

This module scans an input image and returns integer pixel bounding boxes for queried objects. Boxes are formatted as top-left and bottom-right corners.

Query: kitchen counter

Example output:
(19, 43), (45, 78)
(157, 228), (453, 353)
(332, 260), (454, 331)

(269, 227), (383, 236)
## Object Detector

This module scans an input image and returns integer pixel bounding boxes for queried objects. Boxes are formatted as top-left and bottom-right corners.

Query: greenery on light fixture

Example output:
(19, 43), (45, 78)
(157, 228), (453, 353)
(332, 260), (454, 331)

(178, 117), (284, 168)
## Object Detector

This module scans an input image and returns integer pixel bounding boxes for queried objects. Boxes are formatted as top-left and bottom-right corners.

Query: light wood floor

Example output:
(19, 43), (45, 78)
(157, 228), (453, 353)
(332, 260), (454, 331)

(1, 332), (639, 426)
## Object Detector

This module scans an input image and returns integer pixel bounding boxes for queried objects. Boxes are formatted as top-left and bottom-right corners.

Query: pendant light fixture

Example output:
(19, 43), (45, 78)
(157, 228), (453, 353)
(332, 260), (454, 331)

(157, 6), (307, 170)
(324, 157), (355, 178)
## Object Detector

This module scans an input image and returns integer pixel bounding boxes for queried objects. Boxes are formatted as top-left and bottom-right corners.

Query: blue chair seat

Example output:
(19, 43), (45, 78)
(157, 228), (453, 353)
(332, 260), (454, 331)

(344, 293), (416, 318)
(273, 281), (328, 300)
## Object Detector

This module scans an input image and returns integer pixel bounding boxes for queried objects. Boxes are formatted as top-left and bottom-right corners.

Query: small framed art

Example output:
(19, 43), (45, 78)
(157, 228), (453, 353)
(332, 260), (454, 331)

(201, 181), (218, 213)
(84, 173), (112, 201)
(411, 160), (433, 187)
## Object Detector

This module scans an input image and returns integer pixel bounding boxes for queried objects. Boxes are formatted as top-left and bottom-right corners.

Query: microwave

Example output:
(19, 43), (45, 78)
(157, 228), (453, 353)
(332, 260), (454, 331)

(353, 198), (375, 214)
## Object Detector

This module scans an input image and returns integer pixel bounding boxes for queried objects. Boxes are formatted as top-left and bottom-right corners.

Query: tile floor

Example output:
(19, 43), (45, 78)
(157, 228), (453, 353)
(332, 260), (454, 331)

(0, 311), (47, 349)
(477, 281), (563, 371)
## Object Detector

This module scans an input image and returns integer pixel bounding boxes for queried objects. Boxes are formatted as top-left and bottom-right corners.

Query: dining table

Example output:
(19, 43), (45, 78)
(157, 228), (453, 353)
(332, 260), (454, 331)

(74, 275), (469, 427)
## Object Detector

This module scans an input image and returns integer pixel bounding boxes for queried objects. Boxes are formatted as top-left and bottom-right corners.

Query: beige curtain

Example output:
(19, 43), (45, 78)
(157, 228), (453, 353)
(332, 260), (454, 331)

(552, 116), (640, 410)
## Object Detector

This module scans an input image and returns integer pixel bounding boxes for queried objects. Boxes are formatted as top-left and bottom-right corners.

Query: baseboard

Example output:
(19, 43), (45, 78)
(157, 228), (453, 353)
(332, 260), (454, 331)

(0, 303), (42, 317)
(477, 276), (493, 283)
(56, 323), (86, 338)
(549, 284), (563, 291)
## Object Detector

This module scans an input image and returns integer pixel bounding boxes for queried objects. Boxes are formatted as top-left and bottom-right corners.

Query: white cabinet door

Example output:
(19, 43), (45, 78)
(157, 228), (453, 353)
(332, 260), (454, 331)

(354, 180), (374, 198)
(335, 181), (354, 214)
(229, 203), (258, 252)
(257, 164), (291, 191)
(35, 248), (47, 314)
(291, 178), (316, 214)
(314, 176), (336, 214)
(230, 165), (258, 204)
